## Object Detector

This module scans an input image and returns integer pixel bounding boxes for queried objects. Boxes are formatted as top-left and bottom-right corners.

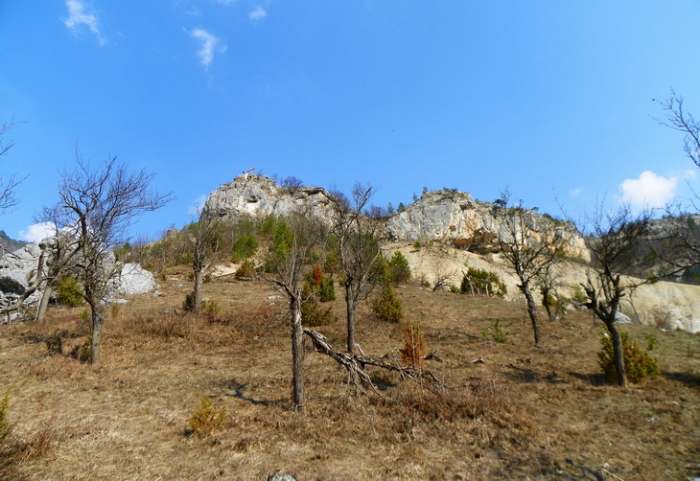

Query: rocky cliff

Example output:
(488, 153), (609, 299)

(206, 174), (590, 260)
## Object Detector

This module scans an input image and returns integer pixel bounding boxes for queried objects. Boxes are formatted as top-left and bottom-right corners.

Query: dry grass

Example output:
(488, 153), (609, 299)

(0, 274), (699, 481)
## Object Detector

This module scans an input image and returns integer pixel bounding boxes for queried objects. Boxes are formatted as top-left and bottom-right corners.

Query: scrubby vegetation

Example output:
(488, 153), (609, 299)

(54, 276), (83, 307)
(460, 267), (507, 297)
(598, 331), (660, 384)
(371, 282), (403, 323)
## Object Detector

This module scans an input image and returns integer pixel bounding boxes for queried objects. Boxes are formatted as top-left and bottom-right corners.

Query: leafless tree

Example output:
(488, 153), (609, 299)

(0, 123), (21, 212)
(330, 184), (381, 353)
(656, 92), (700, 274)
(537, 263), (563, 322)
(55, 157), (168, 365)
(267, 211), (327, 411)
(659, 90), (700, 167)
(492, 192), (564, 346)
(188, 208), (223, 312)
(579, 206), (652, 387)
(281, 176), (304, 193)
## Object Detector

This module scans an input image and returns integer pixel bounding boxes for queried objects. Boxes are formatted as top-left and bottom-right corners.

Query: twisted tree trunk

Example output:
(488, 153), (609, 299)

(606, 320), (627, 387)
(345, 282), (356, 353)
(521, 281), (541, 346)
(90, 306), (104, 366)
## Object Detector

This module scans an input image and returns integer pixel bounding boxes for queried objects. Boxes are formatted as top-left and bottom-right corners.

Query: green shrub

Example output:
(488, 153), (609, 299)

(235, 260), (256, 280)
(55, 276), (84, 307)
(372, 283), (402, 323)
(318, 276), (336, 302)
(387, 252), (411, 284)
(598, 331), (660, 384)
(186, 397), (227, 438)
(482, 320), (508, 343)
(644, 334), (658, 351)
(232, 234), (258, 262)
(301, 295), (336, 326)
(460, 268), (506, 297)
(202, 300), (222, 322)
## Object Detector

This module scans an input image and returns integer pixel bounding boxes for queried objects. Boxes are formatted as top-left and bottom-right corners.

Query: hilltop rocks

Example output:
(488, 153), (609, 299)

(386, 189), (590, 261)
(205, 172), (335, 221)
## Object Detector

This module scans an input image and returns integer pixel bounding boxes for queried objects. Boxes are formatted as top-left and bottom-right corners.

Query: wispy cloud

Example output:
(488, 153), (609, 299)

(619, 170), (678, 209)
(249, 5), (267, 21)
(20, 222), (57, 244)
(215, 0), (239, 5)
(63, 0), (104, 45)
(189, 28), (225, 69)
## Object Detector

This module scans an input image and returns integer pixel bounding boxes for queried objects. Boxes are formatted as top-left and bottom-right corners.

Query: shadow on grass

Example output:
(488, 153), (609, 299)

(220, 379), (284, 407)
(663, 371), (700, 388)
(504, 365), (567, 384)
(566, 371), (608, 386)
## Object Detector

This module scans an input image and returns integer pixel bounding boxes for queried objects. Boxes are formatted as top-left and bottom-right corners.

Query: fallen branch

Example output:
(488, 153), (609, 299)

(303, 328), (447, 394)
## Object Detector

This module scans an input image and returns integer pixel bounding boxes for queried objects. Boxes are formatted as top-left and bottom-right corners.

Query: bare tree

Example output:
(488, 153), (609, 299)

(659, 90), (700, 167)
(579, 206), (651, 387)
(537, 263), (563, 322)
(0, 123), (21, 212)
(55, 157), (168, 365)
(492, 192), (564, 346)
(330, 184), (381, 353)
(188, 208), (222, 312)
(267, 211), (327, 411)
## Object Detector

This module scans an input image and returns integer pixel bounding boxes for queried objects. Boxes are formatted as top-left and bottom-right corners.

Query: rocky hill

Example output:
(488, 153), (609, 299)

(0, 230), (25, 253)
(206, 173), (589, 260)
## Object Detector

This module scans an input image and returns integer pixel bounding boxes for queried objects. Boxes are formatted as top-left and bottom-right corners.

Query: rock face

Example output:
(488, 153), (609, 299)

(387, 189), (589, 260)
(0, 243), (157, 322)
(205, 172), (335, 221)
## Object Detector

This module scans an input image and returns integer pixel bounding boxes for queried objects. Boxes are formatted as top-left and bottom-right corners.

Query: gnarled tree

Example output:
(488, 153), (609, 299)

(55, 157), (168, 365)
(330, 184), (381, 353)
(492, 192), (564, 346)
(267, 211), (327, 412)
(579, 206), (651, 387)
(0, 123), (20, 213)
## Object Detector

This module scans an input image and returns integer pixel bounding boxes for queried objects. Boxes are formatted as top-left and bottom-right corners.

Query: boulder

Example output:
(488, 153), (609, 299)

(116, 263), (157, 296)
(267, 474), (298, 481)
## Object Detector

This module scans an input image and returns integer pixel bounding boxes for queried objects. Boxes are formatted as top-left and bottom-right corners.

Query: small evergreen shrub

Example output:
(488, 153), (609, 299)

(301, 296), (336, 326)
(55, 276), (84, 307)
(460, 268), (506, 297)
(388, 252), (411, 284)
(231, 234), (258, 262)
(482, 320), (508, 343)
(372, 283), (402, 323)
(202, 300), (222, 322)
(318, 276), (336, 302)
(598, 331), (660, 384)
(400, 321), (427, 369)
(185, 397), (227, 437)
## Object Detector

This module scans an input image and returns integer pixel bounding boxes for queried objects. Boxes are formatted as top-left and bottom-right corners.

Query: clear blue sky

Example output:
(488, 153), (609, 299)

(1, 1), (699, 242)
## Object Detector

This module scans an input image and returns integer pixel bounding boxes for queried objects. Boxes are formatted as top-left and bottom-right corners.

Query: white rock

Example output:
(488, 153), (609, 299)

(116, 263), (157, 296)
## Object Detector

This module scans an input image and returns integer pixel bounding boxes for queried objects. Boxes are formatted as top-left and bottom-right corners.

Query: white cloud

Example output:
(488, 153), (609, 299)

(189, 28), (225, 69)
(249, 5), (267, 21)
(63, 0), (104, 45)
(20, 222), (57, 244)
(619, 170), (678, 208)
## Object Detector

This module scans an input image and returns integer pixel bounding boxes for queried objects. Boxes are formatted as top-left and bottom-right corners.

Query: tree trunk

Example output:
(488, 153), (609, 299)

(607, 320), (627, 387)
(290, 294), (304, 412)
(521, 282), (541, 346)
(90, 306), (104, 366)
(345, 283), (356, 353)
(193, 268), (204, 312)
(36, 285), (53, 323)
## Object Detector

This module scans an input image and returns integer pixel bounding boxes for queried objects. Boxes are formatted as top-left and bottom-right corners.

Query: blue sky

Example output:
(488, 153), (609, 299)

(1, 0), (699, 242)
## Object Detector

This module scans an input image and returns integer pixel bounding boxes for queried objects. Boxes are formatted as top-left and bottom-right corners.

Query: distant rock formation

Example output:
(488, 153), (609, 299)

(205, 172), (336, 221)
(206, 175), (590, 261)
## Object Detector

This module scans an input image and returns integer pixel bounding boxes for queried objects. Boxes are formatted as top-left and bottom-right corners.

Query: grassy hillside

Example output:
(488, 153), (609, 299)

(1, 272), (698, 481)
